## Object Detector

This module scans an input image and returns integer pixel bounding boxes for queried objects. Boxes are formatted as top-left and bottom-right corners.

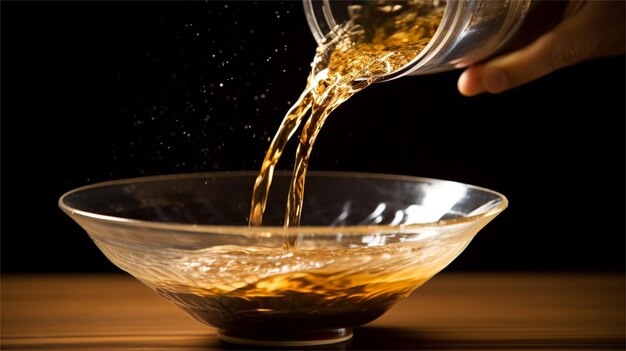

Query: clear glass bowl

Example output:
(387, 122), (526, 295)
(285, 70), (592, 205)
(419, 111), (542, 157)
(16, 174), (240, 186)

(59, 171), (507, 346)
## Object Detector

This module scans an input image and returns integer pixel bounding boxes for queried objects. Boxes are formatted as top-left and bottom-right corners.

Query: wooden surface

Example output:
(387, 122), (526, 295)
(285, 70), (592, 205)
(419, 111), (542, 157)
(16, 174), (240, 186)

(2, 272), (624, 350)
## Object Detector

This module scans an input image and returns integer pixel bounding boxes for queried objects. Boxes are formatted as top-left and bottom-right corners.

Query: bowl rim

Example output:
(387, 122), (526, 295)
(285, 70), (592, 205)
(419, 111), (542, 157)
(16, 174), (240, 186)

(58, 170), (508, 235)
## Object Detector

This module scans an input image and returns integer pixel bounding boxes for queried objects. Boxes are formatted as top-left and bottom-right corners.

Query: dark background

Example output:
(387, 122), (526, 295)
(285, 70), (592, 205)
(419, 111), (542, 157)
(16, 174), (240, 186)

(2, 1), (624, 273)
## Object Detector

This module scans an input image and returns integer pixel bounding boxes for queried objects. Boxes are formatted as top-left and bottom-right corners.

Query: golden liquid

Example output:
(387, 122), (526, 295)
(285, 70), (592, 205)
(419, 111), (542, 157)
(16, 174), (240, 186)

(249, 1), (444, 250)
(149, 2), (447, 333)
(157, 271), (429, 331)
(151, 243), (455, 331)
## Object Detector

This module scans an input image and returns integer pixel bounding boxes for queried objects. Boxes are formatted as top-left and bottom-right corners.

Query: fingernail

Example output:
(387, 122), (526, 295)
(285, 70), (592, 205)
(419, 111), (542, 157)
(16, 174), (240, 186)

(483, 68), (509, 93)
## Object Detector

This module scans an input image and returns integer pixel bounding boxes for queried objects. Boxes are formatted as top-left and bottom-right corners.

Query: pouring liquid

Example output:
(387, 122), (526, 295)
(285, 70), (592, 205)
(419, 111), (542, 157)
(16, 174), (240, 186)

(249, 1), (444, 251)
(151, 3), (449, 339)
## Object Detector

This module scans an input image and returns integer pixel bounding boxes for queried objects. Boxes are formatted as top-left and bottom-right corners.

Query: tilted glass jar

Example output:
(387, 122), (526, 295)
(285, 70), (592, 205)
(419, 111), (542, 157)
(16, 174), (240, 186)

(302, 0), (567, 81)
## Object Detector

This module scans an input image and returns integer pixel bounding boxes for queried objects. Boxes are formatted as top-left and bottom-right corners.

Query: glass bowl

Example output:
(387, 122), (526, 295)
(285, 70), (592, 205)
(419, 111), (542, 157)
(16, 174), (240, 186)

(59, 171), (507, 346)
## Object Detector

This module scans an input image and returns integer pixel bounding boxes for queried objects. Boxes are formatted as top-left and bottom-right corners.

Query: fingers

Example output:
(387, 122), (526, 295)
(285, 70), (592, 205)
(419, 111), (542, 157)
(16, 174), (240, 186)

(457, 65), (508, 97)
(457, 0), (625, 97)
(458, 31), (572, 96)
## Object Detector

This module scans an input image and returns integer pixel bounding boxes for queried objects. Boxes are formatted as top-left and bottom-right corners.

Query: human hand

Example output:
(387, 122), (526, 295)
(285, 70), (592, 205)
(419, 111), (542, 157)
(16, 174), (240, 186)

(457, 0), (625, 96)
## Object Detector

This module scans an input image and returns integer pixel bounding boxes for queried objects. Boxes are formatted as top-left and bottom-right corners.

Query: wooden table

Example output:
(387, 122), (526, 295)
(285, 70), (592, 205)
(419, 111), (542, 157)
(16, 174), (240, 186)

(2, 273), (624, 350)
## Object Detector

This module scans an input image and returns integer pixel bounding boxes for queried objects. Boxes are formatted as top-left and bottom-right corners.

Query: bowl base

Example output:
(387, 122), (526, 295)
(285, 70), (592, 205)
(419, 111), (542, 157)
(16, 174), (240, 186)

(217, 327), (353, 346)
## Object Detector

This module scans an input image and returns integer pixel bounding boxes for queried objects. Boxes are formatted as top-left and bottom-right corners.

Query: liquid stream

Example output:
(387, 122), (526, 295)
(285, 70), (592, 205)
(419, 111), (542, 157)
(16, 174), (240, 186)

(249, 1), (444, 250)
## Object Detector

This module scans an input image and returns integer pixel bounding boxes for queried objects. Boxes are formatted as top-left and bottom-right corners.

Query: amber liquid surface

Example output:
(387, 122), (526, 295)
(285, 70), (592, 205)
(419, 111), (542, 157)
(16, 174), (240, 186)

(152, 244), (447, 331)
(159, 1), (445, 333)
(157, 274), (426, 331)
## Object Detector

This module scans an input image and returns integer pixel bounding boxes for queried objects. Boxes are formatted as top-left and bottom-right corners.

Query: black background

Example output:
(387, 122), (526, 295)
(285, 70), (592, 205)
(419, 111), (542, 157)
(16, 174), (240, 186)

(2, 1), (624, 273)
